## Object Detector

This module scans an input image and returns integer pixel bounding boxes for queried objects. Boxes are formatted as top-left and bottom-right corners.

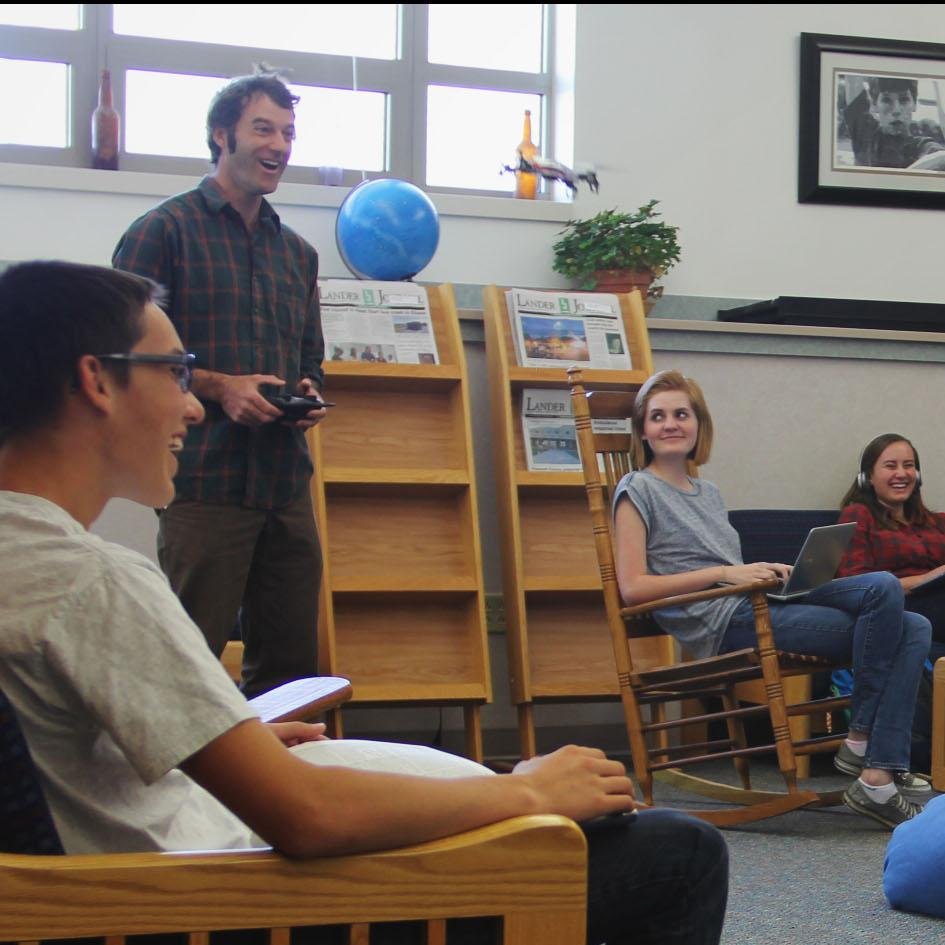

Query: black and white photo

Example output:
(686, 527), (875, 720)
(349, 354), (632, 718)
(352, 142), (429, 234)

(800, 33), (945, 208)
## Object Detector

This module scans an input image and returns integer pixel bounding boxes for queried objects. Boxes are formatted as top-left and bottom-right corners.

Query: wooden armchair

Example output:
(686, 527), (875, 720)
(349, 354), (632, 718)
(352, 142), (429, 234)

(568, 368), (849, 827)
(932, 656), (945, 791)
(0, 685), (588, 945)
(0, 818), (586, 945)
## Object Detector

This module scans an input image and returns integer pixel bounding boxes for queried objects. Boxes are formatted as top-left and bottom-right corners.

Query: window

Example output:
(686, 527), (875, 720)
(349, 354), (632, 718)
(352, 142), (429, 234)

(428, 4), (543, 72)
(426, 86), (541, 190)
(112, 4), (399, 60)
(0, 5), (80, 30)
(0, 58), (71, 147)
(0, 4), (561, 196)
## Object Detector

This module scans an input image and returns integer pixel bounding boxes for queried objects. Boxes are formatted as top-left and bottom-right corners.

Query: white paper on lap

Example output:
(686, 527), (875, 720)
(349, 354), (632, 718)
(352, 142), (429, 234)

(291, 739), (497, 778)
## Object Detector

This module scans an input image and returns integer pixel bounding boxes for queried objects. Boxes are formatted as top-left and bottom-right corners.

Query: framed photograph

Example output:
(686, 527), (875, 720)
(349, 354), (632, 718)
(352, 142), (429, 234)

(799, 33), (945, 209)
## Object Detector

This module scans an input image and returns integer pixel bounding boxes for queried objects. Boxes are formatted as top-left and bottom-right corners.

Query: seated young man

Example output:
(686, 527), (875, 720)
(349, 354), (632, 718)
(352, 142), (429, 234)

(0, 261), (728, 945)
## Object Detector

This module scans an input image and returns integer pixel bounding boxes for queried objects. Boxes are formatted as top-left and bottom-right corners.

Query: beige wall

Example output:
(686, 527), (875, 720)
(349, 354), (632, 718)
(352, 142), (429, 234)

(573, 4), (945, 303)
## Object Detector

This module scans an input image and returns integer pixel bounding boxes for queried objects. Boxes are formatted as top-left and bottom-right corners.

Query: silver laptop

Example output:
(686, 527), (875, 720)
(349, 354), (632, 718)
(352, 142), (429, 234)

(766, 523), (856, 602)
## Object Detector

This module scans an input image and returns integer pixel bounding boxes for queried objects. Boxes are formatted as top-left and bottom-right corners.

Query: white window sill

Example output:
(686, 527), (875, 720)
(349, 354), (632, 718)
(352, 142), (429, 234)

(0, 163), (575, 223)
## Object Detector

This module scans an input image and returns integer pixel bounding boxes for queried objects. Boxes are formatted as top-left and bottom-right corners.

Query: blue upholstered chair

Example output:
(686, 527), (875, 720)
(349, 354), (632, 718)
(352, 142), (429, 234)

(0, 686), (63, 855)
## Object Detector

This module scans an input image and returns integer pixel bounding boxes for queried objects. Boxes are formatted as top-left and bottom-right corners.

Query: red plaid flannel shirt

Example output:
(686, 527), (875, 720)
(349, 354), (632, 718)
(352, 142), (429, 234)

(837, 503), (945, 578)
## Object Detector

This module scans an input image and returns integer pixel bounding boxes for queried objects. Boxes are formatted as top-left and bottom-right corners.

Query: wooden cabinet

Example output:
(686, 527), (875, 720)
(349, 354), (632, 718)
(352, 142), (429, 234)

(308, 284), (491, 761)
(482, 285), (655, 758)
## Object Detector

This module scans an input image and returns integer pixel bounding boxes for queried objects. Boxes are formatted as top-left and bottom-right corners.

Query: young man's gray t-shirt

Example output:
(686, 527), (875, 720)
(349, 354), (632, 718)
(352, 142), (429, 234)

(0, 491), (258, 854)
(612, 470), (743, 658)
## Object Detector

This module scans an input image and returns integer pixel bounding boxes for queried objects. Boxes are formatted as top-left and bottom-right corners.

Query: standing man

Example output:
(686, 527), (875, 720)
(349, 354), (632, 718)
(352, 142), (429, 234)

(113, 68), (326, 697)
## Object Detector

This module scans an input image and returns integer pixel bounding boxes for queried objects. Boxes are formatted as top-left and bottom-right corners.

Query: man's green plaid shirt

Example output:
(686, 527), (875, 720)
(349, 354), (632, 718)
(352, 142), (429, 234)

(113, 177), (324, 510)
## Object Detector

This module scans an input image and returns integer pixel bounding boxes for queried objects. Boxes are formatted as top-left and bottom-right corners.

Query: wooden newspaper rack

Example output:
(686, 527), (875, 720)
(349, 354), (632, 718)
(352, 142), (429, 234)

(308, 282), (492, 760)
(482, 284), (658, 757)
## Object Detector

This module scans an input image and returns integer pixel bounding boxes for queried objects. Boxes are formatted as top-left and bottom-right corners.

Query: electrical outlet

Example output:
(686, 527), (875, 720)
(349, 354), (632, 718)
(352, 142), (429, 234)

(484, 594), (506, 634)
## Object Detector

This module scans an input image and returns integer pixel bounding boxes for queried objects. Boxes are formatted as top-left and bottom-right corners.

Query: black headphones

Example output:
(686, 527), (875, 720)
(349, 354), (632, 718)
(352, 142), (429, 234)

(856, 434), (922, 490)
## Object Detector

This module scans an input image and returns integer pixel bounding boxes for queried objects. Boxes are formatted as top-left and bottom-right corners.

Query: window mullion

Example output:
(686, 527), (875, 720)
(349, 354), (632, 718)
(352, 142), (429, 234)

(393, 3), (423, 188)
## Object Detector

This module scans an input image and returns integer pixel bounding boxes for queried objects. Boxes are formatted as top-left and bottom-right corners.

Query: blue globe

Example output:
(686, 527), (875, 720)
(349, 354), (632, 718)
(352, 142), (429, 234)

(335, 179), (440, 281)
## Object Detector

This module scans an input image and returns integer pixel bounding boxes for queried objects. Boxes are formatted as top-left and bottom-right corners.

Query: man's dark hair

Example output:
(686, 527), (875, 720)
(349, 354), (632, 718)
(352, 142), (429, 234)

(0, 261), (160, 444)
(206, 67), (300, 164)
(867, 76), (919, 104)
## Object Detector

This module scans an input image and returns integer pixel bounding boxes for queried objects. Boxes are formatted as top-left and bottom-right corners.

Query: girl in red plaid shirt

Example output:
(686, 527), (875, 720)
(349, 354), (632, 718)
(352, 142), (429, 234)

(839, 433), (945, 652)
(838, 433), (945, 772)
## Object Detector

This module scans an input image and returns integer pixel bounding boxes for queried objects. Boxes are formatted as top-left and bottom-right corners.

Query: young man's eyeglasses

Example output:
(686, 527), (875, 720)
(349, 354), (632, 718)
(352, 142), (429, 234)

(96, 353), (196, 393)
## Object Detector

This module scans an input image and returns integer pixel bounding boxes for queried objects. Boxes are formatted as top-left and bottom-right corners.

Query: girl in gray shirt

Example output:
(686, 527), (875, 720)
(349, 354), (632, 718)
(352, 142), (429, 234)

(612, 369), (931, 829)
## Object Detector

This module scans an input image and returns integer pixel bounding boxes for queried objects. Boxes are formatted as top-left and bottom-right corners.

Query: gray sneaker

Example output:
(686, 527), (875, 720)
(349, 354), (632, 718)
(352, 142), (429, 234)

(833, 742), (932, 798)
(843, 779), (923, 829)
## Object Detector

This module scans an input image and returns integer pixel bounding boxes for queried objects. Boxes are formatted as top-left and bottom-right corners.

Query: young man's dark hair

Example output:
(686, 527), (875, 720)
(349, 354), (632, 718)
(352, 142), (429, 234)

(0, 261), (159, 444)
(206, 68), (300, 164)
(867, 76), (919, 105)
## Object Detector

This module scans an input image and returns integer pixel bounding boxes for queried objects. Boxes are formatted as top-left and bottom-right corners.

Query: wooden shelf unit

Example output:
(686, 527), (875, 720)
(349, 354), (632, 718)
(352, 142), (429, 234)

(308, 283), (491, 761)
(482, 284), (655, 758)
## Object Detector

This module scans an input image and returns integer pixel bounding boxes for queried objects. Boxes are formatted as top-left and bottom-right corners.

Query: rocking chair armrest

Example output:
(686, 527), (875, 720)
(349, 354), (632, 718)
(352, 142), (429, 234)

(618, 578), (779, 619)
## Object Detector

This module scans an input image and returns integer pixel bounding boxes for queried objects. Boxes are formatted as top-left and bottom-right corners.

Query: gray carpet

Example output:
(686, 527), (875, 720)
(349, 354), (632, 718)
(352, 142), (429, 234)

(649, 756), (945, 944)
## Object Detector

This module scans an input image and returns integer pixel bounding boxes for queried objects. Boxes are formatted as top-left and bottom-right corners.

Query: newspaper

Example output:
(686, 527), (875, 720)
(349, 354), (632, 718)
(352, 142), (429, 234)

(506, 288), (632, 370)
(521, 387), (631, 471)
(319, 279), (440, 365)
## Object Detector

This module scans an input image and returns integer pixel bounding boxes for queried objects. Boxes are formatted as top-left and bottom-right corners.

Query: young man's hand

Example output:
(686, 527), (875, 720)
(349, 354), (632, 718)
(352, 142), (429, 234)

(511, 744), (639, 821)
(266, 720), (328, 747)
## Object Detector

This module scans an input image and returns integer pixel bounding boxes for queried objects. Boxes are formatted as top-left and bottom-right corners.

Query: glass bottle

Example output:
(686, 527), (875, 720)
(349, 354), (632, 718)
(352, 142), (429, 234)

(92, 69), (120, 170)
(514, 109), (538, 199)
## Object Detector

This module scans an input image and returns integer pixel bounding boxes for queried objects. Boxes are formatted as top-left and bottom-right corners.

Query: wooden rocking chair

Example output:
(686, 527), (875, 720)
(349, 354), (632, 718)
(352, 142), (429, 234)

(568, 368), (850, 827)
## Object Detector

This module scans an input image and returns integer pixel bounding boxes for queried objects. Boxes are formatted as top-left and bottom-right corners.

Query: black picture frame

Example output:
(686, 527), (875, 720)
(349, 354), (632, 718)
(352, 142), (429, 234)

(799, 32), (945, 209)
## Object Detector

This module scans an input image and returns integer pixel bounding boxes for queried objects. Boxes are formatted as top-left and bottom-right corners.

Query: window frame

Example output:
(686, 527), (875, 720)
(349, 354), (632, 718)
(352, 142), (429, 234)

(0, 4), (557, 198)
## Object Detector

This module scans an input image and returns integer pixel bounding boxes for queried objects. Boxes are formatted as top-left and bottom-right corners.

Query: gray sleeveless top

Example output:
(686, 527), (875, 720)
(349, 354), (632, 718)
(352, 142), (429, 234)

(612, 469), (743, 658)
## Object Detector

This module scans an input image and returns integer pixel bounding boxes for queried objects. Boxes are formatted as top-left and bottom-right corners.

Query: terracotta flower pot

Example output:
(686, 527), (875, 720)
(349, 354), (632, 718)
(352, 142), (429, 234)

(592, 268), (653, 296)
(591, 269), (658, 313)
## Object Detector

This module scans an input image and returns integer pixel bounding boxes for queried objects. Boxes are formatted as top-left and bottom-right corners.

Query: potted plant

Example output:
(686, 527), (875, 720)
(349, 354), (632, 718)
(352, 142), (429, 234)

(551, 200), (681, 300)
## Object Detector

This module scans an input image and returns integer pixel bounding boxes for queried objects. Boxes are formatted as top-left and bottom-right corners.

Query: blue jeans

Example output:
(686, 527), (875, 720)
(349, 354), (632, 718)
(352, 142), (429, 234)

(719, 571), (930, 772)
